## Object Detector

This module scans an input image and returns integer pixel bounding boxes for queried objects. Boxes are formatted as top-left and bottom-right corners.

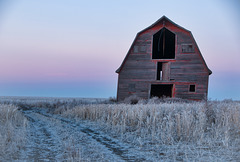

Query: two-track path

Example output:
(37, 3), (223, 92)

(18, 107), (152, 161)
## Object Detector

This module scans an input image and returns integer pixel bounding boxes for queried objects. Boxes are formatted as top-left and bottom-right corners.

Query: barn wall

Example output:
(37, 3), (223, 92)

(117, 18), (210, 101)
(117, 32), (153, 101)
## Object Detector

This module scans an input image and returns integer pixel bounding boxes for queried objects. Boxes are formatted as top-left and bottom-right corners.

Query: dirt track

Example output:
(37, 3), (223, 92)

(18, 107), (150, 161)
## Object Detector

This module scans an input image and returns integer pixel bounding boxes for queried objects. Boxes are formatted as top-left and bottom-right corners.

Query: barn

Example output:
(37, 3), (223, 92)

(116, 16), (212, 101)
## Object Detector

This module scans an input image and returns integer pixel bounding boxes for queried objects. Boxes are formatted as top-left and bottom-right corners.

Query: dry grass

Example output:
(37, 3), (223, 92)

(0, 104), (28, 159)
(0, 96), (108, 109)
(57, 100), (240, 160)
(1, 96), (239, 160)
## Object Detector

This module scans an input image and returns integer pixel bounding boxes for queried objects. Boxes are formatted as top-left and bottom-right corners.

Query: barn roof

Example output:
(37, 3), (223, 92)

(139, 15), (190, 34)
(116, 16), (212, 75)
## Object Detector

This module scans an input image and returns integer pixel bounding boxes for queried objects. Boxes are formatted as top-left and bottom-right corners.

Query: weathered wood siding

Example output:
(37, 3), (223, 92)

(117, 17), (210, 101)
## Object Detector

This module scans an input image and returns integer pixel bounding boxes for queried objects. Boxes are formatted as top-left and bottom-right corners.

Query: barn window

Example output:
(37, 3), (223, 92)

(129, 84), (136, 92)
(157, 62), (162, 80)
(152, 27), (175, 59)
(133, 46), (138, 53)
(189, 85), (196, 92)
(182, 44), (194, 53)
(139, 45), (146, 52)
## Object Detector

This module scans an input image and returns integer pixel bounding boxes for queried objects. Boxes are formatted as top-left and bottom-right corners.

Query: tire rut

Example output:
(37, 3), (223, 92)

(20, 107), (148, 161)
(21, 110), (63, 161)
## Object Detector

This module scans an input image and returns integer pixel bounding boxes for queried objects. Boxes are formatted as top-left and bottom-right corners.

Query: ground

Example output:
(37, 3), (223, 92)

(16, 107), (153, 161)
(0, 97), (239, 161)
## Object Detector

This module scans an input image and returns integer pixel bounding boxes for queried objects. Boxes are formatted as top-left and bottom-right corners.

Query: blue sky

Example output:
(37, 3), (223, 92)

(0, 0), (239, 100)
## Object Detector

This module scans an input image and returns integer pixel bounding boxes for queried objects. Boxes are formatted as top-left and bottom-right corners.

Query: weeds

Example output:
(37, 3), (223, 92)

(1, 96), (239, 161)
(58, 100), (240, 160)
(0, 104), (28, 160)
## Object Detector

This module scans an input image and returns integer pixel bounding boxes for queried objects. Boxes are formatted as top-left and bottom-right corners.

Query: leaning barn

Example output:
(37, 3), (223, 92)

(116, 16), (212, 101)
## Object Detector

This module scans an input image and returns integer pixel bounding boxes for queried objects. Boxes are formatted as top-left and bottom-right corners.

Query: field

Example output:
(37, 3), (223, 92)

(0, 96), (239, 161)
(0, 104), (28, 159)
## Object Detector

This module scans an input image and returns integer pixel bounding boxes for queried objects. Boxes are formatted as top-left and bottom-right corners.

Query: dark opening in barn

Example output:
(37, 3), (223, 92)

(152, 27), (175, 59)
(150, 84), (173, 98)
(157, 62), (162, 80)
(189, 85), (196, 92)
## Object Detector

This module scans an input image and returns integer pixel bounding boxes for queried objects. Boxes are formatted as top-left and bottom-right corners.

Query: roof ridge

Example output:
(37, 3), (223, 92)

(137, 15), (190, 35)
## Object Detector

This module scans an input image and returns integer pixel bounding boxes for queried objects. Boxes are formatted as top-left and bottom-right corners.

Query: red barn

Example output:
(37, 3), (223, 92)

(116, 16), (212, 101)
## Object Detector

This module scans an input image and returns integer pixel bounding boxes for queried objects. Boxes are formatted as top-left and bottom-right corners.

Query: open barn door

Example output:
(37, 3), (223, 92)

(150, 84), (173, 98)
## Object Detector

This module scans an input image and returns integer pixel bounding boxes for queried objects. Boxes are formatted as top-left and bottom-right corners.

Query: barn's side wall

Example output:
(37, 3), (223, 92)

(117, 19), (210, 101)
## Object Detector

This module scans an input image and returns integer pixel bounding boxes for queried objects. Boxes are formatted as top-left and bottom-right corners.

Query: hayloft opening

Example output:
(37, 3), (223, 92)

(150, 84), (173, 98)
(152, 27), (175, 59)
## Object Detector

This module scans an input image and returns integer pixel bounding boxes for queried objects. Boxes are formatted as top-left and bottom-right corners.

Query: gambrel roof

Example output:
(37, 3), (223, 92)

(116, 16), (212, 75)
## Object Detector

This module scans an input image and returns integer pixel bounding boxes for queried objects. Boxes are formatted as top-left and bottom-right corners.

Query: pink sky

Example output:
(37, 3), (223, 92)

(0, 0), (239, 99)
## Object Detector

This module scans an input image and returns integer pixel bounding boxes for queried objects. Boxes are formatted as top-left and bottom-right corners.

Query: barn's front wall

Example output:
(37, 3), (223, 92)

(117, 17), (210, 101)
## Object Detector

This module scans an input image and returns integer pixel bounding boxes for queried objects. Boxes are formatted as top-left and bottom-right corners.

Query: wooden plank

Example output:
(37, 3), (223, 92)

(123, 60), (155, 67)
(127, 54), (152, 60)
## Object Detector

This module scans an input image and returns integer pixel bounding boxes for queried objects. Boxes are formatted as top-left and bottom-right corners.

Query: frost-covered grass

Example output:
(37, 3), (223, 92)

(0, 104), (28, 159)
(0, 96), (108, 109)
(1, 96), (240, 161)
(0, 96), (111, 161)
(57, 100), (240, 161)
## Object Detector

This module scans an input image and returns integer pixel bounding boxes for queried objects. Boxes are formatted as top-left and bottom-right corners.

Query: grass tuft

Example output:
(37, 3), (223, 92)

(0, 104), (28, 159)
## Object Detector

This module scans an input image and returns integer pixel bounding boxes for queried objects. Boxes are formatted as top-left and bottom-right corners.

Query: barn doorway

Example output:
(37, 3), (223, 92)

(150, 84), (173, 98)
(152, 27), (175, 59)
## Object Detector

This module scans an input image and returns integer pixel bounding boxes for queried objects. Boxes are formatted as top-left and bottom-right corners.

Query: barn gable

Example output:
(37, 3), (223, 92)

(116, 16), (211, 75)
(116, 16), (211, 101)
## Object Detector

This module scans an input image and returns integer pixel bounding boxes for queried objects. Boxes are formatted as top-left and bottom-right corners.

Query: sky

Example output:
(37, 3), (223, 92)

(0, 0), (239, 100)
